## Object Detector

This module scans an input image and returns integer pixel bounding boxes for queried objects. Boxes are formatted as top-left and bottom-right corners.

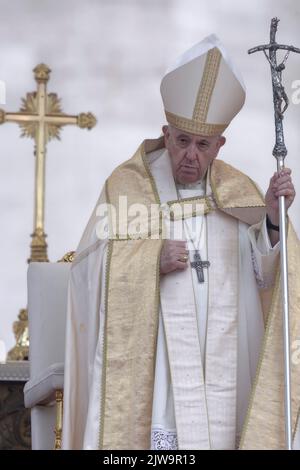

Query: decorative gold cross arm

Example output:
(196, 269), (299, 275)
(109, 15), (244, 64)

(0, 64), (96, 262)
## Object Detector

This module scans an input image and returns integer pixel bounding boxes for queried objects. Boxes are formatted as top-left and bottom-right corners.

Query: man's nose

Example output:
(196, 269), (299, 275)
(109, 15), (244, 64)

(185, 145), (198, 161)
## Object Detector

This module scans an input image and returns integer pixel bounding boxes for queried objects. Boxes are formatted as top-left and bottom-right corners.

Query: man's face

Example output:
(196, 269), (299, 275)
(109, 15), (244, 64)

(163, 125), (226, 184)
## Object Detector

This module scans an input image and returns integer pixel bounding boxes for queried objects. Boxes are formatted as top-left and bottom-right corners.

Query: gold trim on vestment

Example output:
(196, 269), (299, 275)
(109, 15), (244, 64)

(141, 142), (162, 206)
(193, 48), (222, 122)
(238, 270), (280, 449)
(165, 110), (227, 136)
(167, 195), (216, 220)
(99, 238), (113, 450)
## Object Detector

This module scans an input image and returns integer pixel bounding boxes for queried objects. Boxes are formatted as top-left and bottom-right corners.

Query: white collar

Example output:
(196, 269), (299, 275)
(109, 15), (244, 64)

(176, 177), (206, 191)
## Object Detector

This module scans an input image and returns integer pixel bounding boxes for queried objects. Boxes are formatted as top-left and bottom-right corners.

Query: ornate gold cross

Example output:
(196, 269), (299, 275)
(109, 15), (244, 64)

(0, 63), (96, 262)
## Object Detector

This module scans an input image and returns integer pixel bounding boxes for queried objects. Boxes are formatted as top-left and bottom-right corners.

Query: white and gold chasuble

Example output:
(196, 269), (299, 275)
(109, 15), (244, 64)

(62, 138), (300, 450)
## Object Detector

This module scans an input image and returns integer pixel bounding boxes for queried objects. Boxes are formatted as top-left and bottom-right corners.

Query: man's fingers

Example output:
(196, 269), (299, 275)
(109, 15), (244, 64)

(272, 168), (292, 182)
(177, 251), (189, 259)
(274, 188), (295, 197)
(169, 246), (188, 256)
(173, 240), (187, 247)
(175, 260), (188, 270)
(172, 248), (189, 261)
(273, 183), (294, 194)
(165, 240), (186, 248)
(274, 180), (295, 192)
(273, 175), (292, 187)
(278, 168), (292, 176)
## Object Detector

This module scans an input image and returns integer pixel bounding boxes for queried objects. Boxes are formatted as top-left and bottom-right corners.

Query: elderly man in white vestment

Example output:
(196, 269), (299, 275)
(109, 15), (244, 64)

(62, 35), (300, 450)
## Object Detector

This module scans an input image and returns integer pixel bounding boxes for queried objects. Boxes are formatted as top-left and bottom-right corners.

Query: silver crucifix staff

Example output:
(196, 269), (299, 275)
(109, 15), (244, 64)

(248, 17), (300, 450)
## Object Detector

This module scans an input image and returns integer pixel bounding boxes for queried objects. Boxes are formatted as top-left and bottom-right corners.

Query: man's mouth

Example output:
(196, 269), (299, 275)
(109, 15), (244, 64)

(182, 165), (198, 171)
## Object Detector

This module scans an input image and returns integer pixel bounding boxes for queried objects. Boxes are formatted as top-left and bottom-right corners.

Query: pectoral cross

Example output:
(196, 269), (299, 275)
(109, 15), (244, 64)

(0, 63), (96, 262)
(190, 250), (210, 283)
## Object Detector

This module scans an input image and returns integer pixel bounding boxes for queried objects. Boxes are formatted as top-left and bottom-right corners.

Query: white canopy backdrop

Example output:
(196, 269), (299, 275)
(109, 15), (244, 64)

(0, 0), (299, 355)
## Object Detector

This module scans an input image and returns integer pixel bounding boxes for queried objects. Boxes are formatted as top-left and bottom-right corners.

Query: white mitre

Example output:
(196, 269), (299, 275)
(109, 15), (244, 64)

(160, 34), (246, 136)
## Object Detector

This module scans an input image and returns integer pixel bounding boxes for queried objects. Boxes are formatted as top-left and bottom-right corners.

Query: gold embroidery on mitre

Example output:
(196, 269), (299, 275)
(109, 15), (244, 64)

(165, 110), (227, 136)
(193, 47), (222, 122)
(164, 48), (227, 136)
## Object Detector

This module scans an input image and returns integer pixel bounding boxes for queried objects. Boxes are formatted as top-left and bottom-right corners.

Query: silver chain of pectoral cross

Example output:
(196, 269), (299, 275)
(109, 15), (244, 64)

(177, 189), (210, 283)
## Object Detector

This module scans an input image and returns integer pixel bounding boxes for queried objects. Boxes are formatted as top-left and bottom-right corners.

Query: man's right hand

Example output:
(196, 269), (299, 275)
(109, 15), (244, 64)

(160, 240), (189, 275)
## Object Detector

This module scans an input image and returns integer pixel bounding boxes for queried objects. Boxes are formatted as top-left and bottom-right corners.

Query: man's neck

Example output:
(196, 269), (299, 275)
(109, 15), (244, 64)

(176, 173), (207, 191)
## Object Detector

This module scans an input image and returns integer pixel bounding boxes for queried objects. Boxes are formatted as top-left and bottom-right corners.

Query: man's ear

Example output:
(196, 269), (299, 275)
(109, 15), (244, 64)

(218, 136), (226, 148)
(162, 125), (170, 145)
(213, 136), (226, 159)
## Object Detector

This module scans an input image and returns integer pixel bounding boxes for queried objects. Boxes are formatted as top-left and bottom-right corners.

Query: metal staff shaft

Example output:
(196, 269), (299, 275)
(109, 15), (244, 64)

(277, 157), (292, 449)
(248, 17), (300, 449)
(268, 19), (292, 449)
